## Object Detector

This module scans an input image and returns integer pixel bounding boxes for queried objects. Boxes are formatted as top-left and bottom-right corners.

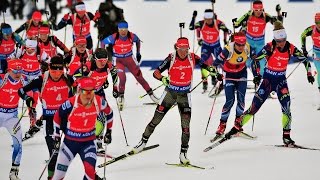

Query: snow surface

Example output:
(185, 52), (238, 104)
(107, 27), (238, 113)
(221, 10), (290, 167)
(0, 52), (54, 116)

(1, 0), (320, 180)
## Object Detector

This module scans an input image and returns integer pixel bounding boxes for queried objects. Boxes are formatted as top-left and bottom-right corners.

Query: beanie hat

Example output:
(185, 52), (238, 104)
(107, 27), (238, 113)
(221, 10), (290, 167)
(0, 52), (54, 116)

(50, 55), (64, 70)
(252, 0), (263, 10)
(7, 59), (23, 70)
(175, 37), (190, 49)
(204, 9), (214, 19)
(75, 36), (87, 45)
(39, 24), (50, 34)
(273, 21), (286, 40)
(26, 39), (38, 48)
(1, 23), (12, 35)
(78, 77), (95, 89)
(94, 48), (108, 59)
(118, 21), (128, 29)
(32, 11), (42, 21)
(75, 2), (86, 14)
(234, 32), (246, 45)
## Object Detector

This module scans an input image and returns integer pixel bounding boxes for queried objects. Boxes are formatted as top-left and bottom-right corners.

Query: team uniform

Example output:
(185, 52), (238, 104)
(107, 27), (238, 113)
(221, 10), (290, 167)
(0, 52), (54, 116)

(18, 58), (73, 179)
(52, 77), (109, 180)
(213, 34), (257, 137)
(101, 21), (158, 110)
(64, 45), (92, 76)
(234, 1), (283, 75)
(15, 11), (44, 39)
(225, 35), (314, 145)
(10, 39), (51, 136)
(0, 24), (24, 74)
(55, 2), (100, 50)
(38, 25), (69, 58)
(0, 60), (29, 180)
(73, 50), (119, 149)
(189, 9), (230, 91)
(133, 37), (217, 165)
(301, 13), (320, 109)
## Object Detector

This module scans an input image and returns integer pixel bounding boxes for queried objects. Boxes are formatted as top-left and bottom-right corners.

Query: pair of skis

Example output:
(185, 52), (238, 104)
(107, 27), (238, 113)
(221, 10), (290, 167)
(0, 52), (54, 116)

(204, 132), (320, 152)
(97, 144), (210, 170)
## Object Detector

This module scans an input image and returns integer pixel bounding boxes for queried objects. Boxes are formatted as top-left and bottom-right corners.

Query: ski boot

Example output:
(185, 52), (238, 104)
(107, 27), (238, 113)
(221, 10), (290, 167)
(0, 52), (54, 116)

(147, 89), (159, 104)
(132, 136), (148, 154)
(179, 146), (190, 165)
(9, 165), (20, 180)
(283, 130), (295, 146)
(211, 121), (226, 142)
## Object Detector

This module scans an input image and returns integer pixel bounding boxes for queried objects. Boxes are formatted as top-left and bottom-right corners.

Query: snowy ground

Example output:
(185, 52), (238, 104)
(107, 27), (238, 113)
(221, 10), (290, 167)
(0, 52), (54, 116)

(1, 0), (320, 179)
(1, 65), (320, 180)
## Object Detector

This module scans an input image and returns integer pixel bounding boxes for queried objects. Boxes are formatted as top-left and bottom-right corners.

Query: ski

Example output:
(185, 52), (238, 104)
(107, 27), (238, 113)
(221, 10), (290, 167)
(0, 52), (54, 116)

(97, 144), (159, 168)
(165, 163), (209, 170)
(235, 131), (257, 139)
(269, 144), (320, 151)
(210, 132), (256, 143)
(204, 137), (231, 152)
(210, 134), (223, 143)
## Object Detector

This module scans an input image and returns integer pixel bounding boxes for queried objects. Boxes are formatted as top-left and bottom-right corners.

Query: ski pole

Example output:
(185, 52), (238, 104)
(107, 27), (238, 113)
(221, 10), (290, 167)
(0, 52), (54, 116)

(38, 150), (58, 180)
(103, 143), (107, 180)
(115, 100), (129, 146)
(251, 84), (257, 131)
(179, 22), (185, 37)
(139, 84), (163, 99)
(204, 81), (221, 135)
(13, 108), (28, 134)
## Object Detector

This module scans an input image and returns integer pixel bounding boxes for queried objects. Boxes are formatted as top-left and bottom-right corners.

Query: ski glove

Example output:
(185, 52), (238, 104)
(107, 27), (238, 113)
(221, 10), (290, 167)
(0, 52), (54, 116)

(208, 66), (217, 76)
(136, 53), (142, 63)
(276, 4), (281, 12)
(216, 73), (223, 81)
(93, 11), (101, 21)
(301, 46), (308, 58)
(102, 80), (109, 89)
(253, 75), (262, 86)
(161, 76), (170, 86)
(193, 10), (197, 17)
(25, 96), (35, 108)
(197, 39), (203, 46)
(307, 72), (315, 84)
(62, 13), (69, 21)
(53, 136), (61, 151)
(112, 86), (119, 98)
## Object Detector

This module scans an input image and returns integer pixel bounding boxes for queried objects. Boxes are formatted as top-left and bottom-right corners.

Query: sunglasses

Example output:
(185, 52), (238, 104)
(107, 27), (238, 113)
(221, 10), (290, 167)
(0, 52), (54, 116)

(253, 9), (263, 12)
(96, 58), (108, 63)
(11, 69), (23, 74)
(275, 38), (286, 43)
(235, 43), (245, 47)
(118, 28), (128, 31)
(316, 21), (320, 25)
(80, 89), (95, 95)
